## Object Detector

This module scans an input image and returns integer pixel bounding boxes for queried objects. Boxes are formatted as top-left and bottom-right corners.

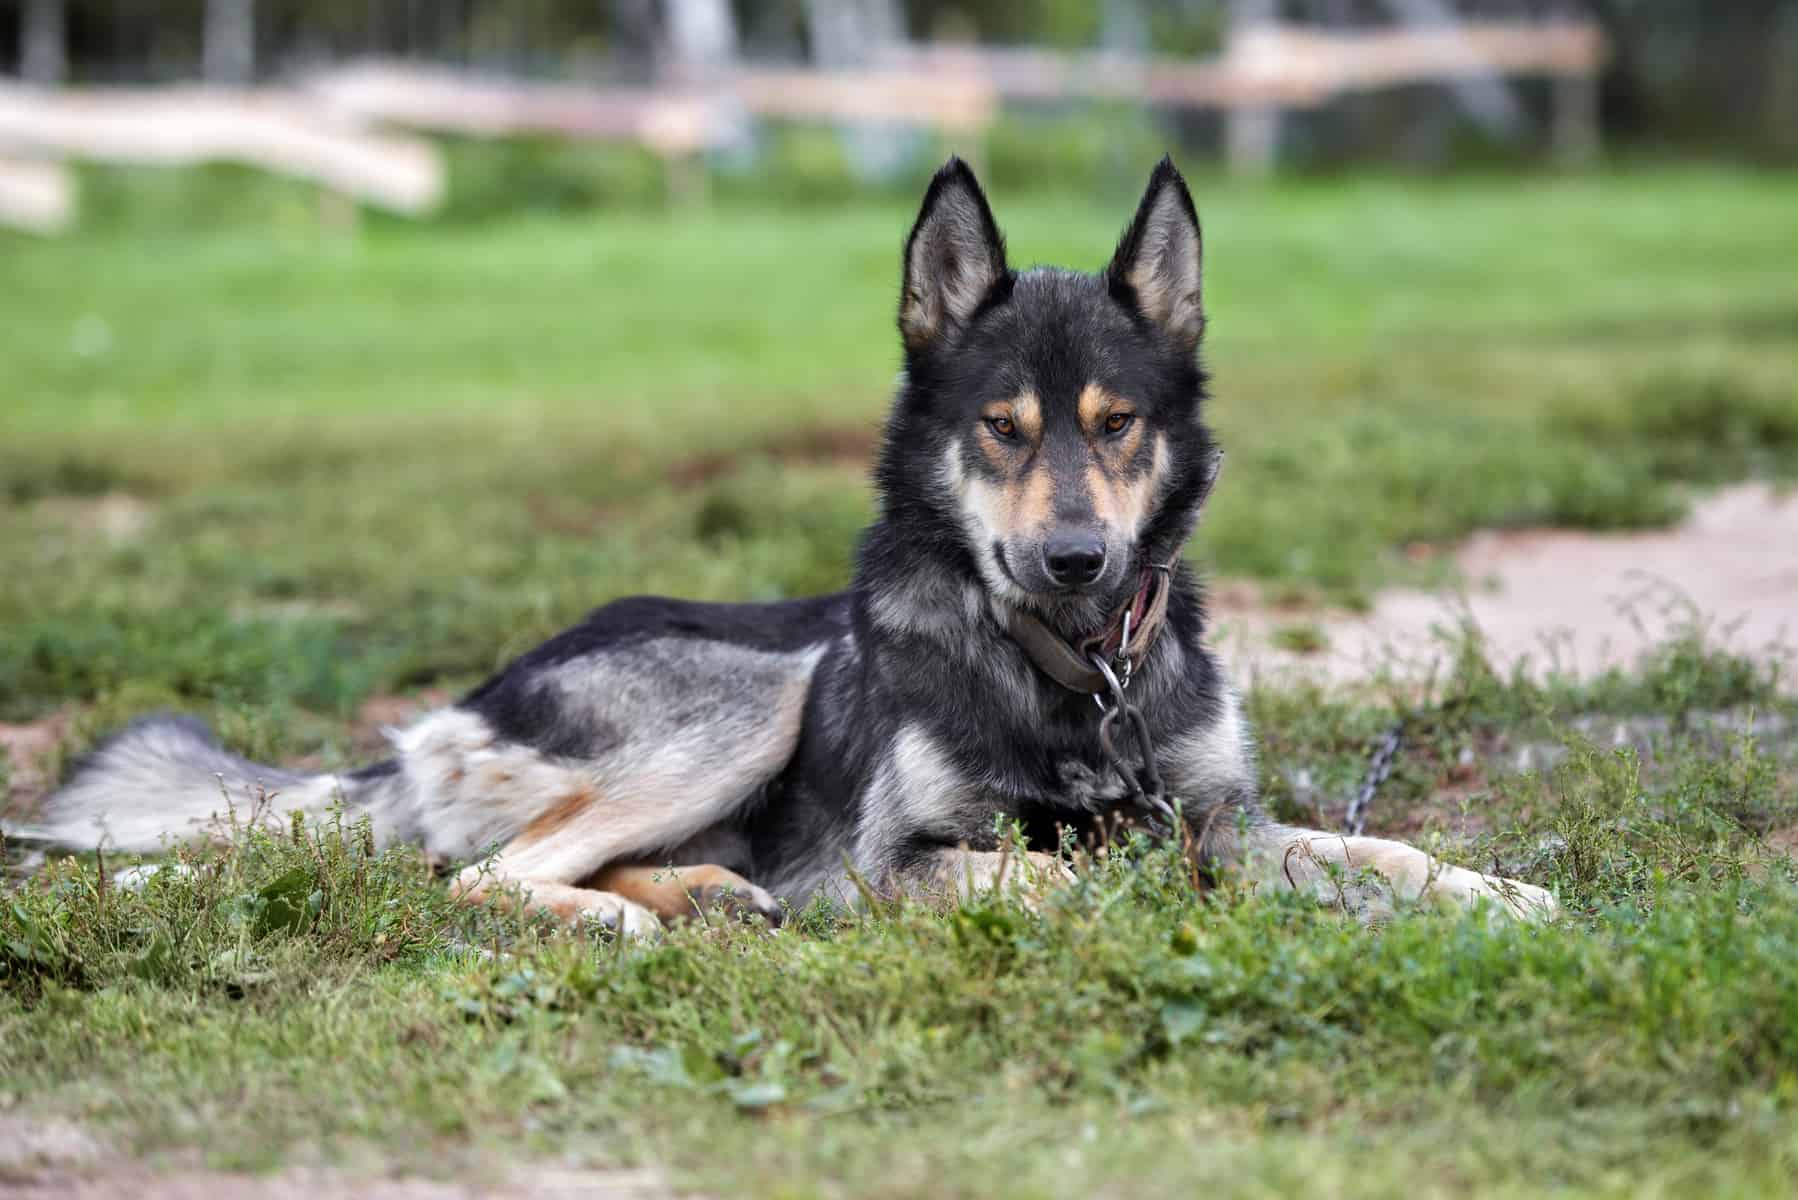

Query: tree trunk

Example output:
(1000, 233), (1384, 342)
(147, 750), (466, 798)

(204, 0), (256, 86)
(1226, 0), (1279, 175)
(803, 0), (912, 180)
(22, 0), (67, 86)
(664, 0), (738, 75)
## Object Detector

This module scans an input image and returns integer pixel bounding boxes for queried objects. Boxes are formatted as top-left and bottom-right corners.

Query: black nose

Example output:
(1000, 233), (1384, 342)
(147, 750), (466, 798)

(1043, 533), (1107, 587)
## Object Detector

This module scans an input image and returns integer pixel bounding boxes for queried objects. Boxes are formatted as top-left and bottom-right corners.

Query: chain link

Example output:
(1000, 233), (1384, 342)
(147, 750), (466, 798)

(1085, 592), (1410, 844)
(1089, 652), (1177, 838)
(1342, 717), (1407, 837)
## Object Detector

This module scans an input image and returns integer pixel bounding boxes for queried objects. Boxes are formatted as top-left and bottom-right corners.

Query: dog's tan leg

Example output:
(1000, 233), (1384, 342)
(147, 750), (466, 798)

(1231, 824), (1556, 922)
(451, 870), (663, 939)
(585, 862), (783, 927)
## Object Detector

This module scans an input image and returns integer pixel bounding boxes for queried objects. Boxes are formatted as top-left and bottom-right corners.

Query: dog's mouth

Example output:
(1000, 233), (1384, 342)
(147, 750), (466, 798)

(993, 543), (1077, 597)
(990, 541), (1127, 633)
(991, 542), (1030, 592)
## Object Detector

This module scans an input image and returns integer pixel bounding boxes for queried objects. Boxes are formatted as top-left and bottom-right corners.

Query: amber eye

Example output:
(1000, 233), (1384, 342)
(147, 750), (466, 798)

(987, 416), (1017, 439)
(1104, 412), (1134, 435)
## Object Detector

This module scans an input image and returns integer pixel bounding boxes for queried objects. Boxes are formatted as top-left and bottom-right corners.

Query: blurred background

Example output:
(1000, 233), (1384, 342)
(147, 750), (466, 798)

(0, 2), (1794, 761)
(2, 1), (1796, 226)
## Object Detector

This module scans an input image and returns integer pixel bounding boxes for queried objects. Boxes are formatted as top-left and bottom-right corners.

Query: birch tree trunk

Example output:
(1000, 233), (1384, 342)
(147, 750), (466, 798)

(204, 0), (256, 86)
(22, 0), (67, 86)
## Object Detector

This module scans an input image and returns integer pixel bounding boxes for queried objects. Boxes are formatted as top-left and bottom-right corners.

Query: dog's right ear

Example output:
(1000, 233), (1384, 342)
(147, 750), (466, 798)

(899, 158), (1009, 352)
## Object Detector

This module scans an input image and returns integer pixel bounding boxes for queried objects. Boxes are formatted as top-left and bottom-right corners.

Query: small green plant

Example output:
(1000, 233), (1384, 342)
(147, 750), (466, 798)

(1270, 622), (1329, 655)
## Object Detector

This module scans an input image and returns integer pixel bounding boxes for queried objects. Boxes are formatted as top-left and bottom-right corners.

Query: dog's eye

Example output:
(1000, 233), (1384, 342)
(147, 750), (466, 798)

(1104, 412), (1134, 435)
(987, 416), (1017, 439)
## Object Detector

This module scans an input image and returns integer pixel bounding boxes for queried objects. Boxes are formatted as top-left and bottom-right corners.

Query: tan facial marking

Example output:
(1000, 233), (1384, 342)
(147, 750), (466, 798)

(1110, 414), (1145, 459)
(1086, 432), (1167, 535)
(970, 455), (1050, 543)
(1078, 383), (1140, 439)
(972, 392), (1054, 533)
(965, 462), (1055, 539)
(1077, 383), (1111, 432)
(981, 391), (1042, 442)
(1072, 383), (1154, 533)
(1013, 458), (1055, 530)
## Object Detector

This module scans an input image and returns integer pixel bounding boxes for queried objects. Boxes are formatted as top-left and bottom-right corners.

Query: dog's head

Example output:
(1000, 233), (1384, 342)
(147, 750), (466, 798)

(878, 156), (1217, 634)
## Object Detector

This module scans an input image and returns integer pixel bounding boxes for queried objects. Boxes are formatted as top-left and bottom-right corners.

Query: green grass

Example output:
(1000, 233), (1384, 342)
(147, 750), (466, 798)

(3, 168), (1795, 727)
(3, 166), (1798, 1193)
(4, 637), (1796, 1196)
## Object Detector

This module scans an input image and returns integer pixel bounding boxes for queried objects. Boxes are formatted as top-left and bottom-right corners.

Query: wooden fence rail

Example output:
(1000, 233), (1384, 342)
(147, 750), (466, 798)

(0, 20), (1604, 233)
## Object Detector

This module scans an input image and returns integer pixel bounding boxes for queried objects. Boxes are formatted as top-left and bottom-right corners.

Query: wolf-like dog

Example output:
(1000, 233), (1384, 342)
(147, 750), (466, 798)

(21, 158), (1554, 935)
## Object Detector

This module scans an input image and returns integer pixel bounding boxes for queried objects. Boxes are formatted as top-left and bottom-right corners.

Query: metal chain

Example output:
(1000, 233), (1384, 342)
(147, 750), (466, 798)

(1091, 600), (1411, 842)
(1342, 716), (1408, 837)
(1090, 653), (1177, 838)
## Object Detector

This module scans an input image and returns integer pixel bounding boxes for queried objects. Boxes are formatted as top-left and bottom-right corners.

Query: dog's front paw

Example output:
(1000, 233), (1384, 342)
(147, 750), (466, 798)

(1485, 876), (1558, 923)
(692, 878), (785, 928)
(579, 894), (665, 941)
(1441, 869), (1557, 923)
(958, 850), (1076, 912)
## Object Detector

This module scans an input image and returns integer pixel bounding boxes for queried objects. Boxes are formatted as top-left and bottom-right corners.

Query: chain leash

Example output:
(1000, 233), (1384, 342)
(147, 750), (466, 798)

(1087, 608), (1178, 839)
(1341, 716), (1408, 837)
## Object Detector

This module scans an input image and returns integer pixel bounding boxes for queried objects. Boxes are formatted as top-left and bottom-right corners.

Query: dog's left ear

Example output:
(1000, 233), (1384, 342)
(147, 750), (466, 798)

(1106, 156), (1205, 354)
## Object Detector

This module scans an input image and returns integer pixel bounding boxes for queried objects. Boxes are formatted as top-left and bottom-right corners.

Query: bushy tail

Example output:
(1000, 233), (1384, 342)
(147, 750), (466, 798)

(6, 715), (407, 854)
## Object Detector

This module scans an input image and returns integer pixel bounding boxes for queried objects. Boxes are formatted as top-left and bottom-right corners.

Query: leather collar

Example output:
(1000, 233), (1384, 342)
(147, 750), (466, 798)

(998, 563), (1173, 695)
(997, 448), (1221, 696)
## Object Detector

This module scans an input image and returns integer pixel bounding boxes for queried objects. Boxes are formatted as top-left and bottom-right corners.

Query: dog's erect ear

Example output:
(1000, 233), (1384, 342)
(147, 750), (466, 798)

(900, 158), (1009, 351)
(1106, 156), (1205, 353)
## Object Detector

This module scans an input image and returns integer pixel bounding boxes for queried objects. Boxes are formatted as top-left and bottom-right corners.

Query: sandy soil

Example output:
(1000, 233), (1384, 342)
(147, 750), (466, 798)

(0, 1114), (679, 1200)
(1211, 482), (1798, 694)
(0, 709), (72, 824)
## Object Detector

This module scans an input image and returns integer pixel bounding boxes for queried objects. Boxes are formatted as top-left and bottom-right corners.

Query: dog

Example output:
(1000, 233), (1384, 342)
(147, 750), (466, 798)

(17, 157), (1555, 935)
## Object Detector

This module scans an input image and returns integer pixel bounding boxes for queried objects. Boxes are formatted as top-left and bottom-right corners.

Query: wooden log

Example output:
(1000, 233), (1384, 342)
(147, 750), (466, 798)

(886, 21), (1607, 110)
(307, 63), (716, 157)
(0, 156), (74, 234)
(734, 68), (995, 133)
(308, 60), (992, 145)
(0, 83), (443, 215)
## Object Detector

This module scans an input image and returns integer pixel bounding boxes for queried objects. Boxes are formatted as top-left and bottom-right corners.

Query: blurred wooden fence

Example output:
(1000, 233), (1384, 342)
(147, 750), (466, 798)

(0, 19), (1605, 233)
(0, 80), (443, 219)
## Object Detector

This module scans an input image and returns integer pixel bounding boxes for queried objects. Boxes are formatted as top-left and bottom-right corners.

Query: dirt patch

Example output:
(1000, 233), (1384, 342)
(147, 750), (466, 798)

(5, 1166), (678, 1200)
(33, 493), (155, 541)
(0, 1114), (681, 1200)
(667, 424), (877, 490)
(0, 709), (74, 818)
(0, 1114), (107, 1177)
(1213, 483), (1798, 693)
(1293, 708), (1798, 845)
(1765, 823), (1798, 858)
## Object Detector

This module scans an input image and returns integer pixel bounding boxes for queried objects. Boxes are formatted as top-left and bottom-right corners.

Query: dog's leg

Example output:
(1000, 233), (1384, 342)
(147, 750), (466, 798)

(396, 635), (825, 934)
(451, 869), (664, 939)
(1227, 823), (1557, 922)
(445, 793), (775, 939)
(585, 861), (784, 927)
(894, 847), (1075, 908)
(1174, 691), (1554, 919)
(1154, 681), (1553, 921)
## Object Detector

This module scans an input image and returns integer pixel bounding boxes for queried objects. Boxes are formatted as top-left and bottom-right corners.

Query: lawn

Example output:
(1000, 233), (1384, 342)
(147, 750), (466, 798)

(3, 166), (1797, 1196)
